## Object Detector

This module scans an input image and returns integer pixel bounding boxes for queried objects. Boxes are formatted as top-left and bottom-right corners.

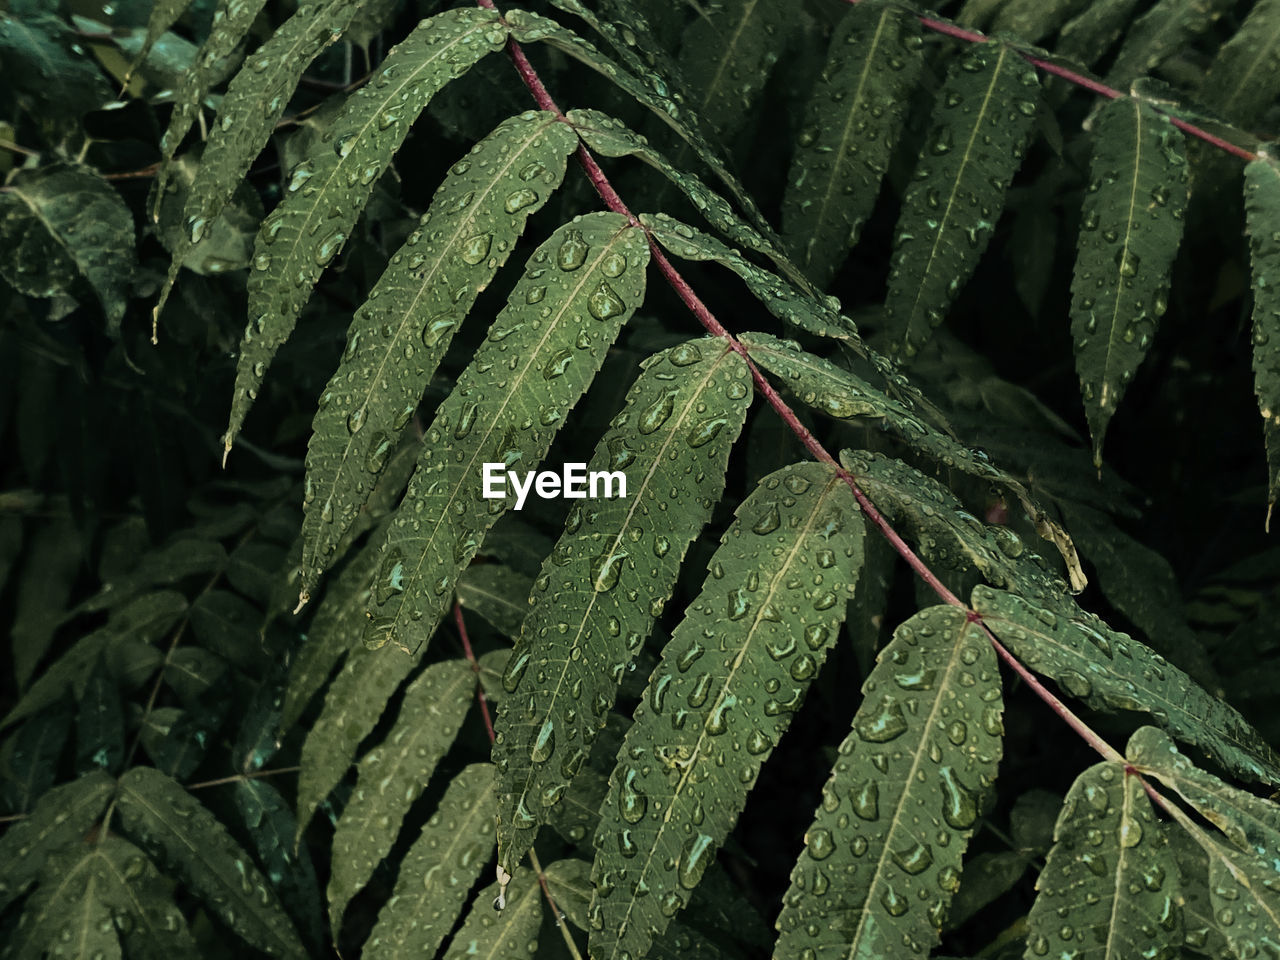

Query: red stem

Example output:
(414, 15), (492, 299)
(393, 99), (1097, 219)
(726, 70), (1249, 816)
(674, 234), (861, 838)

(884, 4), (1258, 162)
(454, 602), (495, 742)
(476, 0), (1124, 761)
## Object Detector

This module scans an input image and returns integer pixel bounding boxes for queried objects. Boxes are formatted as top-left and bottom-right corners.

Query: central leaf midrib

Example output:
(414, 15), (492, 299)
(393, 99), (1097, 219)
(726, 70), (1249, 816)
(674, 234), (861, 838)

(610, 470), (843, 959)
(510, 346), (735, 823)
(382, 225), (633, 642)
(1102, 101), (1144, 399)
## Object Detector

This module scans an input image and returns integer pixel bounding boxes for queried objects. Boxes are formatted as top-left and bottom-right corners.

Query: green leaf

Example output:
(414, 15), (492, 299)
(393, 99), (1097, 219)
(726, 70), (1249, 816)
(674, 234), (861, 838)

(494, 336), (752, 875)
(839, 450), (1065, 598)
(234, 779), (325, 953)
(883, 42), (1039, 361)
(781, 1), (923, 288)
(294, 641), (421, 839)
(1185, 826), (1280, 960)
(280, 536), (383, 737)
(543, 856), (592, 930)
(589, 461), (865, 960)
(155, 0), (370, 329)
(3, 591), (187, 731)
(150, 150), (263, 276)
(80, 538), (226, 614)
(0, 770), (115, 912)
(1128, 726), (1280, 867)
(774, 605), (1003, 959)
(131, 0), (194, 81)
(457, 564), (533, 638)
(441, 873), (542, 960)
(298, 109), (577, 593)
(0, 707), (74, 814)
(10, 518), (81, 690)
(972, 585), (1280, 786)
(327, 658), (475, 932)
(1105, 0), (1235, 87)
(0, 165), (136, 333)
(1070, 96), (1188, 466)
(507, 10), (781, 254)
(364, 763), (497, 960)
(0, 13), (112, 122)
(362, 212), (649, 654)
(74, 673), (124, 776)
(676, 0), (793, 140)
(114, 766), (305, 958)
(1244, 154), (1280, 513)
(568, 109), (797, 283)
(154, 0), (267, 172)
(1199, 0), (1280, 127)
(1167, 828), (1235, 960)
(642, 213), (863, 346)
(990, 0), (1091, 44)
(1055, 0), (1144, 70)
(1025, 762), (1180, 959)
(228, 9), (512, 460)
(1061, 502), (1215, 684)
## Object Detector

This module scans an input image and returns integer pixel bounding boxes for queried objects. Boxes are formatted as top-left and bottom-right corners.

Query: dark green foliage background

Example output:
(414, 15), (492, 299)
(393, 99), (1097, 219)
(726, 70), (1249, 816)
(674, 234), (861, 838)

(1, 0), (1279, 958)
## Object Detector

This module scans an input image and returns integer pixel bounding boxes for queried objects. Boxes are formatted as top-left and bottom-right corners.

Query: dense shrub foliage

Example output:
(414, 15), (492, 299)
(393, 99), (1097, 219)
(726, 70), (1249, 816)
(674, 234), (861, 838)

(2, 0), (1280, 958)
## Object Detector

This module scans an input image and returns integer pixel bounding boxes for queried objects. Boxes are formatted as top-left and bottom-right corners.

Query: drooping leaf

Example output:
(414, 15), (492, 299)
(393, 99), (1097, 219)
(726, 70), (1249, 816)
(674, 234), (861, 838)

(589, 461), (865, 960)
(279, 534), (383, 738)
(972, 585), (1280, 786)
(840, 450), (1067, 599)
(457, 564), (533, 638)
(0, 165), (136, 333)
(131, 0), (194, 81)
(440, 873), (542, 960)
(1128, 726), (1280, 866)
(568, 109), (797, 281)
(155, 0), (372, 329)
(883, 41), (1039, 361)
(1198, 0), (1280, 127)
(0, 706), (74, 815)
(990, 0), (1091, 44)
(154, 0), (268, 176)
(114, 766), (306, 958)
(80, 538), (226, 614)
(494, 336), (752, 875)
(745, 331), (1081, 578)
(1105, 0), (1235, 87)
(1062, 502), (1215, 684)
(228, 9), (512, 459)
(10, 518), (81, 690)
(642, 213), (863, 346)
(1025, 762), (1180, 959)
(327, 658), (475, 932)
(1243, 154), (1280, 514)
(774, 605), (1003, 960)
(781, 1), (924, 288)
(150, 150), (263, 277)
(506, 9), (782, 254)
(676, 0), (793, 140)
(0, 770), (114, 912)
(298, 110), (577, 593)
(1070, 96), (1188, 466)
(234, 779), (325, 954)
(74, 672), (124, 776)
(1055, 0), (1144, 70)
(362, 212), (649, 654)
(1166, 827), (1236, 960)
(364, 763), (497, 960)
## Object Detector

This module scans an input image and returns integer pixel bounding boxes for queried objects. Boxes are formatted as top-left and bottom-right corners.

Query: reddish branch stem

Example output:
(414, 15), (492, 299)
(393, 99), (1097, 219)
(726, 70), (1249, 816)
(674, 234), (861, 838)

(475, 1), (1153, 771)
(454, 602), (495, 742)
